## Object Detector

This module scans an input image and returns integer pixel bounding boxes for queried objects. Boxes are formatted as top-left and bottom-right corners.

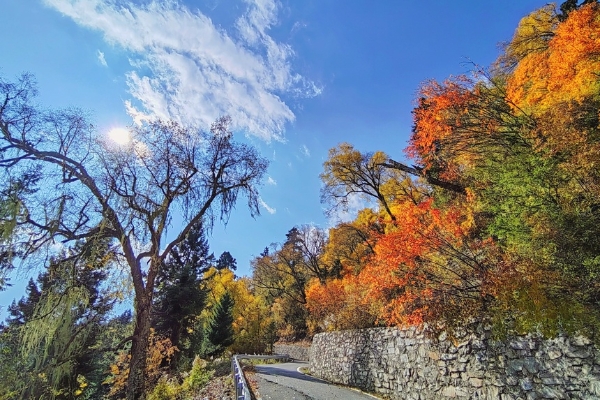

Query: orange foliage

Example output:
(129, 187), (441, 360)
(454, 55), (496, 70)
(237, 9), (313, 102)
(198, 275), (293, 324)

(306, 275), (378, 331)
(357, 198), (494, 328)
(508, 3), (600, 111)
(408, 76), (478, 180)
(306, 196), (501, 330)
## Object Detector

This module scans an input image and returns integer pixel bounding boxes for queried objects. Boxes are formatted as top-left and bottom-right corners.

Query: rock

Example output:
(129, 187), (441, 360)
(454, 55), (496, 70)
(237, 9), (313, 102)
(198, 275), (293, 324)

(536, 386), (566, 399)
(564, 347), (591, 359)
(546, 348), (562, 360)
(520, 378), (533, 391)
(570, 336), (591, 346)
(485, 386), (500, 400)
(470, 378), (484, 388)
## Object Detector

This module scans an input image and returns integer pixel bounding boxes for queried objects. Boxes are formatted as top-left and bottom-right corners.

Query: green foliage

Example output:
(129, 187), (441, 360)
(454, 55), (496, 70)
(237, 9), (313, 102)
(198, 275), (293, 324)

(303, 3), (600, 340)
(207, 291), (235, 355)
(181, 357), (212, 392)
(1, 238), (116, 399)
(146, 378), (179, 400)
(146, 357), (212, 400)
(153, 221), (213, 369)
(0, 72), (269, 399)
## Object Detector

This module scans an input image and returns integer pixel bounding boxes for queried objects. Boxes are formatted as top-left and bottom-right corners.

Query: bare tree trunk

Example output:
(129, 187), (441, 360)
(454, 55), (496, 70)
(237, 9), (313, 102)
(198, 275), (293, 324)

(126, 292), (152, 400)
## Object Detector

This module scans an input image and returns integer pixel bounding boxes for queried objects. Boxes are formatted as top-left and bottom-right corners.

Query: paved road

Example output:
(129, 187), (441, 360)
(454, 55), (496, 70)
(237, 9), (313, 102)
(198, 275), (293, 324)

(251, 361), (375, 400)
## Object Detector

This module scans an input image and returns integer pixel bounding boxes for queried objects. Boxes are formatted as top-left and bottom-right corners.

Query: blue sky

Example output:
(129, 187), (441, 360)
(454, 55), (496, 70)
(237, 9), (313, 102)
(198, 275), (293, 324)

(0, 0), (548, 312)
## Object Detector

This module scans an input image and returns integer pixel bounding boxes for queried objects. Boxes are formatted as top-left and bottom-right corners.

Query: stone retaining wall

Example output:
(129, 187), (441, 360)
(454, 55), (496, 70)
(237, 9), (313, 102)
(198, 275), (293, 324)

(309, 327), (600, 399)
(273, 342), (311, 361)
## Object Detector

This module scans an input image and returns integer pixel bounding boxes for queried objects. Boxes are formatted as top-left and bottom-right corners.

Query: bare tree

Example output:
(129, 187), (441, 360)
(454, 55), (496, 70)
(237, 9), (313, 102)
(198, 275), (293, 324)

(0, 73), (268, 399)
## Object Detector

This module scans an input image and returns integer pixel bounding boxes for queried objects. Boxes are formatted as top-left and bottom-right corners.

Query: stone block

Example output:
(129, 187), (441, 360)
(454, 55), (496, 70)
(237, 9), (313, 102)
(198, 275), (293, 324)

(546, 347), (562, 360)
(540, 377), (562, 385)
(590, 380), (600, 396)
(468, 368), (485, 379)
(441, 353), (458, 361)
(505, 375), (518, 386)
(536, 386), (566, 399)
(470, 377), (484, 388)
(523, 357), (539, 374)
(520, 377), (533, 391)
(442, 386), (458, 397)
(570, 336), (592, 347)
(449, 363), (467, 373)
(485, 386), (501, 400)
(564, 347), (591, 359)
(510, 339), (528, 350)
(507, 359), (524, 373)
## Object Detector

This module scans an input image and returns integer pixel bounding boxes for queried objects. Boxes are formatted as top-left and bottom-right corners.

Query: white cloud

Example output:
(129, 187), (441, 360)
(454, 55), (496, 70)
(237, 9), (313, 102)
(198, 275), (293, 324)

(326, 192), (372, 226)
(97, 49), (107, 66)
(266, 176), (277, 185)
(300, 144), (310, 157)
(259, 197), (276, 214)
(44, 0), (321, 141)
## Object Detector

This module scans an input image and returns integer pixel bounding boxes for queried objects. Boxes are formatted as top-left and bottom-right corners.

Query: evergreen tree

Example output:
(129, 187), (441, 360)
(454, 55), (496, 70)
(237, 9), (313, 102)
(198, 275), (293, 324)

(152, 221), (214, 367)
(6, 278), (41, 326)
(207, 291), (235, 355)
(216, 251), (237, 271)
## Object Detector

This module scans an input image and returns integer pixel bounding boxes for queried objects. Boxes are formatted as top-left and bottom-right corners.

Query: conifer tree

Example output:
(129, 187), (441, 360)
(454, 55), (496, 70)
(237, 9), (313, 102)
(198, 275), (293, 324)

(207, 292), (235, 355)
(152, 221), (214, 367)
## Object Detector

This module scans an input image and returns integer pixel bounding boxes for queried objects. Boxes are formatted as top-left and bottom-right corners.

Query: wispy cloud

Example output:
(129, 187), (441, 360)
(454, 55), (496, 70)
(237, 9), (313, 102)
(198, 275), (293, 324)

(44, 0), (321, 141)
(259, 198), (276, 214)
(326, 192), (371, 226)
(300, 144), (310, 157)
(97, 49), (107, 66)
(266, 176), (277, 185)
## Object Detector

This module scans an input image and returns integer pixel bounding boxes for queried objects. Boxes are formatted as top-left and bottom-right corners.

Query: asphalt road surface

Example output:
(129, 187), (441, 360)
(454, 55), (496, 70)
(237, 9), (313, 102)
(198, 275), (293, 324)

(252, 361), (375, 400)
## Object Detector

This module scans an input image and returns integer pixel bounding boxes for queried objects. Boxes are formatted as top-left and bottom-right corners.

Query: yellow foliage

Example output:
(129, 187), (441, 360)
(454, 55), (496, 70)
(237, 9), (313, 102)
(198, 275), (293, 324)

(104, 329), (178, 397)
(496, 4), (557, 73)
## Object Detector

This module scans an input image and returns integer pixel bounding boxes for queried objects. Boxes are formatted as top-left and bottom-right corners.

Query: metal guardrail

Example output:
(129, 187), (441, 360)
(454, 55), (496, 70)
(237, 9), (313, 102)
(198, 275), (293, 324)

(231, 354), (290, 400)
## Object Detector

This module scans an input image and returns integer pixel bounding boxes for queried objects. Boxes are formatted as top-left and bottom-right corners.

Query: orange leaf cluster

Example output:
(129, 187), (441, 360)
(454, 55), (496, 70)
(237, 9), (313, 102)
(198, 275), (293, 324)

(408, 76), (477, 178)
(508, 3), (600, 111)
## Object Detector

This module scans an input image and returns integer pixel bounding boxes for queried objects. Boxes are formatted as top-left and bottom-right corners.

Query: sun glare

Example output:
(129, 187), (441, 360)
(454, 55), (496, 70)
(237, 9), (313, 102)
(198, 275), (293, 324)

(108, 127), (130, 145)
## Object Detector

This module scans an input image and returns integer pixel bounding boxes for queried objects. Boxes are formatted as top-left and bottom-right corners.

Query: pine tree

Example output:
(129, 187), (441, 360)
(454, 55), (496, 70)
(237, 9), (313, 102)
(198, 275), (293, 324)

(152, 221), (214, 367)
(207, 292), (235, 355)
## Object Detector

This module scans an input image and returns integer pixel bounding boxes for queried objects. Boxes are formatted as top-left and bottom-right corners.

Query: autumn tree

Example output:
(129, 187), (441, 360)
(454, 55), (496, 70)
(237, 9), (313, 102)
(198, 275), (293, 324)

(321, 143), (402, 220)
(310, 3), (600, 337)
(321, 143), (462, 224)
(306, 274), (378, 332)
(0, 73), (268, 399)
(200, 267), (275, 354)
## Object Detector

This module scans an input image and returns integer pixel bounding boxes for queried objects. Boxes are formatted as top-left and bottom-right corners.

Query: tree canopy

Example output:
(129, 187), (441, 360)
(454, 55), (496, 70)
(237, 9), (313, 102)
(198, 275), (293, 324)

(0, 73), (268, 399)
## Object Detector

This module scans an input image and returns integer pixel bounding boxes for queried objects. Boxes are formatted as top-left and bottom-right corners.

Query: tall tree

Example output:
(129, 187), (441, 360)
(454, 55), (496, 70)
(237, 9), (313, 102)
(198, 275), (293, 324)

(206, 291), (235, 355)
(216, 251), (237, 271)
(0, 73), (268, 399)
(152, 220), (213, 368)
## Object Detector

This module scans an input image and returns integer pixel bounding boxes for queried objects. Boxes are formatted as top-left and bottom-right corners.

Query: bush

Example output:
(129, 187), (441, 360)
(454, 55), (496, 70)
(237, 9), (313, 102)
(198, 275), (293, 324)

(146, 356), (213, 400)
(181, 357), (213, 392)
(147, 378), (178, 400)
